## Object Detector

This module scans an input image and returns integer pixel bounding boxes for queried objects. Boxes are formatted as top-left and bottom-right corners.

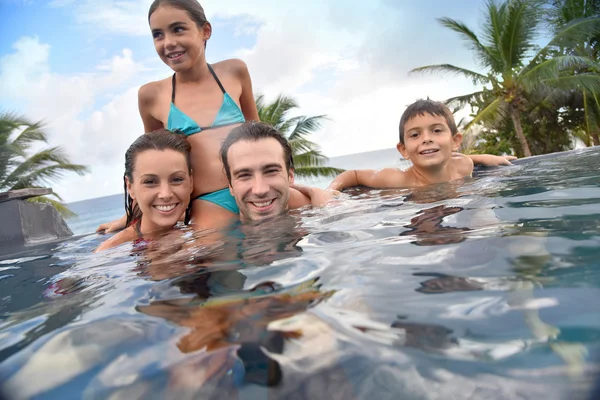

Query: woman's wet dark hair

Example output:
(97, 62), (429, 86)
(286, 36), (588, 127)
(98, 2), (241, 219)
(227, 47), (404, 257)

(148, 0), (209, 29)
(124, 129), (193, 227)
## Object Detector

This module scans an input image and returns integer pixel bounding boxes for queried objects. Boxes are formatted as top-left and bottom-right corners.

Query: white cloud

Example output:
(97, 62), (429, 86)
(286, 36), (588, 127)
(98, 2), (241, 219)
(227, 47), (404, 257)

(0, 36), (159, 202)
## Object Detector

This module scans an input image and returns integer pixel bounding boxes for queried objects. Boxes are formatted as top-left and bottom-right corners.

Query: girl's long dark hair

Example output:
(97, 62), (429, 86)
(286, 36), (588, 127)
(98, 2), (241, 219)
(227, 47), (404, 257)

(124, 129), (193, 227)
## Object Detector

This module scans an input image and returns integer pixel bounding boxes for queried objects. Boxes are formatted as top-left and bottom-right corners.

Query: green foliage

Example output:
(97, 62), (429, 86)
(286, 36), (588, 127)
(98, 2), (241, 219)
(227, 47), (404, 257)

(0, 112), (89, 217)
(256, 94), (344, 178)
(411, 0), (600, 157)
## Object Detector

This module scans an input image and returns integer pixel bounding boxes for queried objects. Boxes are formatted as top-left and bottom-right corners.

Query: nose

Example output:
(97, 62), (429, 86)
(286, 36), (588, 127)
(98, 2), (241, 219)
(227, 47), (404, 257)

(252, 176), (270, 197)
(421, 131), (433, 143)
(164, 33), (177, 49)
(158, 182), (173, 200)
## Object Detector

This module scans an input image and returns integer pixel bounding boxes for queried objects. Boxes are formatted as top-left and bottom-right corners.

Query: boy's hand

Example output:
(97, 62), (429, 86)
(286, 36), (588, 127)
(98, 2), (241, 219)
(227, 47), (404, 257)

(291, 184), (340, 206)
(96, 217), (126, 234)
(493, 155), (517, 165)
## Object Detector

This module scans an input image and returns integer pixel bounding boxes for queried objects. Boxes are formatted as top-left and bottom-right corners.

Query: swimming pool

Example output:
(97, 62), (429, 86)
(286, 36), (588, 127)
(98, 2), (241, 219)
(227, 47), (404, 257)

(1, 147), (599, 399)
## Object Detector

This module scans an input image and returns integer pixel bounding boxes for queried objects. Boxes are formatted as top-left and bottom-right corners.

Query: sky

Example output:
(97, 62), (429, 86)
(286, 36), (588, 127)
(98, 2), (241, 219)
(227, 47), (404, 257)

(0, 0), (490, 202)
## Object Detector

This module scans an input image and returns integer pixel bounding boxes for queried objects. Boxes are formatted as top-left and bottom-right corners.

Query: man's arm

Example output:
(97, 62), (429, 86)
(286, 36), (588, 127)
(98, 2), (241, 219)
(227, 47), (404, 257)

(327, 168), (407, 191)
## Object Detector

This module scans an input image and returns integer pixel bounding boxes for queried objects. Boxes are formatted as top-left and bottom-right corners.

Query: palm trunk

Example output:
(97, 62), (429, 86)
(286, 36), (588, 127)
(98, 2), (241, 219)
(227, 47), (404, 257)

(509, 107), (532, 157)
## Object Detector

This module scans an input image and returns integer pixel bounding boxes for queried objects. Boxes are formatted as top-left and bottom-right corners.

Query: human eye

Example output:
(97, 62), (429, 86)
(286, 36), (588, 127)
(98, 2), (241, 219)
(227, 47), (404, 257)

(143, 178), (157, 185)
(171, 176), (185, 184)
(173, 25), (186, 34)
(408, 131), (419, 138)
(265, 168), (279, 175)
(152, 30), (163, 39)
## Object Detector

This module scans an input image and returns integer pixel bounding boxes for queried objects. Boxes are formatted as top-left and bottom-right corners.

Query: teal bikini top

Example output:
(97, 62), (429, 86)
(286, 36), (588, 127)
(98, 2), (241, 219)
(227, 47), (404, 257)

(167, 64), (246, 136)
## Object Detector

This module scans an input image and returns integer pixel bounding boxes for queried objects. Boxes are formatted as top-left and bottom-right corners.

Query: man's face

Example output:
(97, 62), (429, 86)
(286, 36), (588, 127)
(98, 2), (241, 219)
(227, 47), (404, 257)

(227, 138), (294, 222)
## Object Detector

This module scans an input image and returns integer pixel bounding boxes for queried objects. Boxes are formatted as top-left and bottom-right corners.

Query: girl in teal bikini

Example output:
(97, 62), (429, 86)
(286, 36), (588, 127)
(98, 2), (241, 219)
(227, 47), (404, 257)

(98, 0), (310, 232)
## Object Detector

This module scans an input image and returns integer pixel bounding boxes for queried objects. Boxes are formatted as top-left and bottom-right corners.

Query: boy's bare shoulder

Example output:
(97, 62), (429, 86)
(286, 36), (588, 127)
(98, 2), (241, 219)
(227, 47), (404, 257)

(452, 153), (475, 177)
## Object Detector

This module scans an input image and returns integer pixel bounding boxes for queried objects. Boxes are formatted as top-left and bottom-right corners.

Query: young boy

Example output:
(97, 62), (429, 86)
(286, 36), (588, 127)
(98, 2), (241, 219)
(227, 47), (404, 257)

(327, 99), (515, 191)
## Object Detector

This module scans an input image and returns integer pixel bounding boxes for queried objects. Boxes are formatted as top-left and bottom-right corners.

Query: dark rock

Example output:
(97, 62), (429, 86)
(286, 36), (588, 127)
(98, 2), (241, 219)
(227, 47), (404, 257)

(0, 190), (73, 256)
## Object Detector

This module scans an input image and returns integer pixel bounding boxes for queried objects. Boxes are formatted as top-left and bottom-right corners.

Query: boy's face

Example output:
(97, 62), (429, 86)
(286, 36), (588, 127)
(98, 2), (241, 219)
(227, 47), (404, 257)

(397, 113), (462, 169)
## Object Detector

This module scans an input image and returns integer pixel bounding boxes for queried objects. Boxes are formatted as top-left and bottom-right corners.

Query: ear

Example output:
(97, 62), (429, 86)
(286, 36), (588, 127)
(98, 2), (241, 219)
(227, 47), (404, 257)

(202, 22), (212, 42)
(288, 169), (295, 184)
(189, 172), (194, 195)
(396, 142), (409, 160)
(125, 176), (135, 200)
(452, 133), (463, 152)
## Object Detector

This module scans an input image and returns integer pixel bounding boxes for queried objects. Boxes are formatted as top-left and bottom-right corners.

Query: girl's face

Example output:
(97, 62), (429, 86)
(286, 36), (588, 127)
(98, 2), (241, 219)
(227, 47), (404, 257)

(149, 5), (211, 72)
(127, 149), (193, 232)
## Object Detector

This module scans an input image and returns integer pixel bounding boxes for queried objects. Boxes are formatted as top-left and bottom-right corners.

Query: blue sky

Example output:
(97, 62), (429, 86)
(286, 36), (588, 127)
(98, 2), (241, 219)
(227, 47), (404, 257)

(1, 0), (495, 201)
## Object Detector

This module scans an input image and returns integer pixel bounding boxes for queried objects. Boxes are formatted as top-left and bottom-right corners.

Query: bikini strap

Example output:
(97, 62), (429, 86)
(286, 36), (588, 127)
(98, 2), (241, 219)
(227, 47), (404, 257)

(207, 64), (226, 94)
(171, 64), (223, 104)
(171, 73), (177, 104)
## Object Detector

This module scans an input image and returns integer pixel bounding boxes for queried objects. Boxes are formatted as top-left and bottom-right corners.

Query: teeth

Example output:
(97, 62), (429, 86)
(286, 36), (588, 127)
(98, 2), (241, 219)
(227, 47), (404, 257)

(421, 150), (437, 154)
(168, 52), (183, 58)
(253, 200), (273, 207)
(155, 204), (176, 212)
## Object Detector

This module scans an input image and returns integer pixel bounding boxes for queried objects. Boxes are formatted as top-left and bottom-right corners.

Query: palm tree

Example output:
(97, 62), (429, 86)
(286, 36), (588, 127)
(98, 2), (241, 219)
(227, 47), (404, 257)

(255, 93), (344, 178)
(411, 0), (600, 157)
(546, 0), (600, 145)
(0, 112), (89, 216)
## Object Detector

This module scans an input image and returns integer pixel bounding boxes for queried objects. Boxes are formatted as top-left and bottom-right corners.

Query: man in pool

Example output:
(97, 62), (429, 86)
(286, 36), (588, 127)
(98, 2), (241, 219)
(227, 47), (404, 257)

(219, 121), (332, 222)
(327, 99), (516, 191)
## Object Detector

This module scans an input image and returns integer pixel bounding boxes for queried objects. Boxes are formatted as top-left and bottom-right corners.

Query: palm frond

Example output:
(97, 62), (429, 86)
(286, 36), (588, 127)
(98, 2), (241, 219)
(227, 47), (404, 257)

(27, 195), (76, 218)
(293, 149), (330, 168)
(446, 90), (486, 110)
(521, 55), (600, 90)
(7, 163), (88, 191)
(500, 0), (542, 71)
(482, 0), (508, 68)
(545, 15), (600, 50)
(257, 94), (298, 129)
(287, 115), (328, 141)
(463, 97), (505, 132)
(539, 74), (600, 93)
(294, 166), (345, 179)
(410, 64), (490, 85)
(437, 17), (502, 71)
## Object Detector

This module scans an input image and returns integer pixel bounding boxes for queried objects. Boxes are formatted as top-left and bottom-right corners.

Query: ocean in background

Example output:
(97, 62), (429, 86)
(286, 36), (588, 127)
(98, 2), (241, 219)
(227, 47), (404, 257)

(65, 148), (409, 235)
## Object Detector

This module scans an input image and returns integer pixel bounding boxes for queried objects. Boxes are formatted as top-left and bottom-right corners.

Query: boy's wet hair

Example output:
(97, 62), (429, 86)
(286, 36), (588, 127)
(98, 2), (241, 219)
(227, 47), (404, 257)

(124, 129), (192, 227)
(220, 121), (294, 183)
(398, 99), (458, 145)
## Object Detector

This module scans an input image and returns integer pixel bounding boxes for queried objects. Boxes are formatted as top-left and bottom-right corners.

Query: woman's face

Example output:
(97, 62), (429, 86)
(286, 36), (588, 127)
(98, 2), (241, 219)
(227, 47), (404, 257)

(127, 149), (193, 232)
(149, 5), (211, 72)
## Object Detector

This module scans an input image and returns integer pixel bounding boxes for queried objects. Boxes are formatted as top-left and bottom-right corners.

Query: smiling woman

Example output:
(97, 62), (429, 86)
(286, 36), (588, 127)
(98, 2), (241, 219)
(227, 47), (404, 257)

(95, 129), (193, 252)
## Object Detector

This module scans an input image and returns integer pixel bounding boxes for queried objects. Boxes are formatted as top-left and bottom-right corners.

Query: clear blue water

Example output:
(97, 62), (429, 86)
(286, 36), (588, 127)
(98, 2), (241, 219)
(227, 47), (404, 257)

(1, 147), (600, 399)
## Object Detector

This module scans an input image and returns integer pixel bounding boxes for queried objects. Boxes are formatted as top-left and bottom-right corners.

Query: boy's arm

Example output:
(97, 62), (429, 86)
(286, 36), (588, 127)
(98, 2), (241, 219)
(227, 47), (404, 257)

(464, 153), (517, 166)
(327, 169), (407, 191)
(289, 185), (339, 208)
(96, 214), (127, 234)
